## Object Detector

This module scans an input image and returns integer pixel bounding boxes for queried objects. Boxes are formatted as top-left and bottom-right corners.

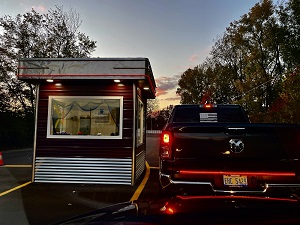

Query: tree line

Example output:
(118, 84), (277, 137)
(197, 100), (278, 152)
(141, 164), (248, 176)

(0, 6), (96, 149)
(176, 0), (300, 123)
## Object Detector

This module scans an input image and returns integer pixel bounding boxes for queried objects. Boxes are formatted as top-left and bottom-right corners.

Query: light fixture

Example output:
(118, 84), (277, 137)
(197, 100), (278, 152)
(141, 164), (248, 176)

(114, 79), (121, 83)
(143, 87), (149, 90)
(46, 79), (54, 82)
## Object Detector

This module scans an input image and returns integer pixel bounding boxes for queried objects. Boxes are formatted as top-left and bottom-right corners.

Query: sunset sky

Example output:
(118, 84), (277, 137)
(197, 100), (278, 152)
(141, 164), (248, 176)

(1, 0), (265, 108)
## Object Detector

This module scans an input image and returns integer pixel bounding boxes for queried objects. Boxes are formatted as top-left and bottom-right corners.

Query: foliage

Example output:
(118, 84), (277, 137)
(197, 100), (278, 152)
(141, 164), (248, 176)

(0, 5), (97, 115)
(267, 67), (300, 123)
(0, 112), (34, 150)
(147, 99), (160, 115)
(146, 105), (174, 130)
(176, 0), (300, 123)
(278, 0), (300, 71)
(0, 6), (97, 148)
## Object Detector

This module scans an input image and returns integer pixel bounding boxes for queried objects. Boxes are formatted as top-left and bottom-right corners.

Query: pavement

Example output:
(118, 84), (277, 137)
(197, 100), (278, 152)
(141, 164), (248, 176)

(0, 162), (161, 225)
(0, 135), (161, 225)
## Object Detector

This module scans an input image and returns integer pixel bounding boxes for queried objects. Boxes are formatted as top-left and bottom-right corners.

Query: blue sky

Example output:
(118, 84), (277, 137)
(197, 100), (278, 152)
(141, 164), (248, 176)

(1, 0), (263, 108)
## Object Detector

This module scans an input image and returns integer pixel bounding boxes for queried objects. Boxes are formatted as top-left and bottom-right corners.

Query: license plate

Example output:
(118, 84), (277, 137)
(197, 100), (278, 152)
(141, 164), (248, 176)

(223, 175), (248, 186)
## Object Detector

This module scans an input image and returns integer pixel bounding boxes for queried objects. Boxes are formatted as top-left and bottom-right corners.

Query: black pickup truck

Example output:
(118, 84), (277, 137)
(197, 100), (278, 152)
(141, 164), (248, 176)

(159, 104), (300, 196)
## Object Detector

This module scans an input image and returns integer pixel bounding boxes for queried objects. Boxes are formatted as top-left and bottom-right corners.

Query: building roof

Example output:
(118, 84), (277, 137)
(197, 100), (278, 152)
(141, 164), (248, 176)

(18, 58), (156, 98)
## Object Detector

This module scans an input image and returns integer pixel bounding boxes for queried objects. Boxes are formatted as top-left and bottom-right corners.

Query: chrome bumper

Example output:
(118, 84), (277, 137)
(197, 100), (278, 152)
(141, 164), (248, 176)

(159, 172), (300, 194)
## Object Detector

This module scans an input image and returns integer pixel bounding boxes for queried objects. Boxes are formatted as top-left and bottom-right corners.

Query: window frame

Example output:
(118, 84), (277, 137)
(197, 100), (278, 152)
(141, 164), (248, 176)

(136, 96), (145, 146)
(47, 96), (123, 139)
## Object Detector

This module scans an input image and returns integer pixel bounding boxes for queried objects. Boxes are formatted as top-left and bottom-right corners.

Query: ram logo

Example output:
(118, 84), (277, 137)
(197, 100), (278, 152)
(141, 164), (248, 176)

(229, 139), (244, 153)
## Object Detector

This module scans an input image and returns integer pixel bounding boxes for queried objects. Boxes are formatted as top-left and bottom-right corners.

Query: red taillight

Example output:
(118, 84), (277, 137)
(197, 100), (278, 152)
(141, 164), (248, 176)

(163, 133), (170, 144)
(200, 103), (217, 108)
(160, 131), (172, 159)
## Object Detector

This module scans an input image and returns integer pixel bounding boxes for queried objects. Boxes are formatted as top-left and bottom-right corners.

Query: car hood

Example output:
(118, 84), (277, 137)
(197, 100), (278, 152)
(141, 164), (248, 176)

(53, 195), (300, 225)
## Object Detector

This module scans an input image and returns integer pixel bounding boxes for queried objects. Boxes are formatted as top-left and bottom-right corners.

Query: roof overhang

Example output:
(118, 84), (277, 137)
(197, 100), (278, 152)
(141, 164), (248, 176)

(18, 58), (156, 98)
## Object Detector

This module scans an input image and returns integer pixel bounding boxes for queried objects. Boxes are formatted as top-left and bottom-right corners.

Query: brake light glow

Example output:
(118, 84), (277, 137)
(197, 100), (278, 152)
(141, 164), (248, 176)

(200, 103), (217, 108)
(163, 133), (170, 144)
(205, 104), (212, 108)
(166, 207), (174, 214)
(160, 131), (172, 159)
(179, 170), (295, 176)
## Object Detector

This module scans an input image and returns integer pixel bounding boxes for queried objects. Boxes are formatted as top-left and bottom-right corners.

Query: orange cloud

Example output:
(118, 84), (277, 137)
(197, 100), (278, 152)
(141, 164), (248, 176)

(155, 75), (180, 96)
(32, 5), (47, 13)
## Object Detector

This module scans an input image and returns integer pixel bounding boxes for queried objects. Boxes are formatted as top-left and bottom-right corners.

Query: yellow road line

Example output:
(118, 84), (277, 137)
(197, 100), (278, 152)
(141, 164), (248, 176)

(0, 181), (31, 197)
(130, 161), (150, 202)
(3, 165), (32, 168)
(150, 166), (159, 169)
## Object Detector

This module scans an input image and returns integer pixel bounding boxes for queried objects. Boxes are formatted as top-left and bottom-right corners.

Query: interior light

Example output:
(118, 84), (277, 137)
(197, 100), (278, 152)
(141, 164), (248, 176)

(114, 79), (121, 83)
(143, 87), (149, 90)
(46, 79), (54, 82)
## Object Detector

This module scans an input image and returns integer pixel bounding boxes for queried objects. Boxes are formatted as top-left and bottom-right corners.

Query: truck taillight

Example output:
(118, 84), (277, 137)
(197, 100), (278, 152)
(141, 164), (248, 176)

(163, 133), (170, 144)
(160, 131), (172, 159)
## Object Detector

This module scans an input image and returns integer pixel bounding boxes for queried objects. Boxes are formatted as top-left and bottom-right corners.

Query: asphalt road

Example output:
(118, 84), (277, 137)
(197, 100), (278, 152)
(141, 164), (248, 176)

(0, 135), (161, 225)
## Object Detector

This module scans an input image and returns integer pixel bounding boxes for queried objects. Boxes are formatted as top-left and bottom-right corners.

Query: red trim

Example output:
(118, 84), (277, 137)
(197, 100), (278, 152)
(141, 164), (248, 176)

(179, 170), (295, 176)
(17, 73), (156, 96)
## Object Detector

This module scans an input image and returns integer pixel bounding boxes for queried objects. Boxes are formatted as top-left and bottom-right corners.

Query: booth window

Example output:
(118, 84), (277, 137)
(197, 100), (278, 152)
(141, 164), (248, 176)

(136, 97), (145, 146)
(47, 96), (123, 139)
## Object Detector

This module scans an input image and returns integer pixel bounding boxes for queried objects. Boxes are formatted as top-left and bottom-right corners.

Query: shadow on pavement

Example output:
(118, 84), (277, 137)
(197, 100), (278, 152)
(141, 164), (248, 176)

(19, 168), (160, 225)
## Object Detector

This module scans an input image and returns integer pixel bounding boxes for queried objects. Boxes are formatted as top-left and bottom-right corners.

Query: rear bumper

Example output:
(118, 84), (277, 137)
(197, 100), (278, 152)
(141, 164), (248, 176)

(159, 172), (300, 195)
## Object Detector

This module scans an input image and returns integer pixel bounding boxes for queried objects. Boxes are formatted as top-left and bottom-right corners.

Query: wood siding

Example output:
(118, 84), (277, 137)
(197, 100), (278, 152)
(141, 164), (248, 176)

(36, 81), (134, 158)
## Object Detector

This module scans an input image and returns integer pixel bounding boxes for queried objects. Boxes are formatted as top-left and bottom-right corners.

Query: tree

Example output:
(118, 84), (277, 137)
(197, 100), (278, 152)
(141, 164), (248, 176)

(147, 99), (160, 115)
(177, 0), (290, 122)
(278, 0), (300, 71)
(176, 64), (214, 104)
(267, 67), (300, 123)
(146, 104), (174, 130)
(0, 6), (96, 149)
(235, 0), (283, 113)
(0, 5), (97, 115)
(176, 60), (239, 105)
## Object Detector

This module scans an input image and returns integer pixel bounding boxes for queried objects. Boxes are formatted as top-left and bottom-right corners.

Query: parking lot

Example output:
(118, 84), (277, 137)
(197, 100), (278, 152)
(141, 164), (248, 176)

(0, 136), (160, 225)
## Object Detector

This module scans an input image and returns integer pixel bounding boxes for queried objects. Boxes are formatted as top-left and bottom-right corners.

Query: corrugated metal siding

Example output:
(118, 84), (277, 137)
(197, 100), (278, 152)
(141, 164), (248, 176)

(34, 157), (132, 184)
(135, 150), (145, 182)
(34, 81), (135, 184)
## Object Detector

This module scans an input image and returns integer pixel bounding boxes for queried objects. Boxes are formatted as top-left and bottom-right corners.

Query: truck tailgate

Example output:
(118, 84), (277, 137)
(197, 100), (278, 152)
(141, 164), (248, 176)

(171, 124), (300, 173)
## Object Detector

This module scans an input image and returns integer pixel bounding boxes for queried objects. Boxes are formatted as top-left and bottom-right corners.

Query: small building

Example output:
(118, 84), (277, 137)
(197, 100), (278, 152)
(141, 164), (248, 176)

(18, 58), (156, 185)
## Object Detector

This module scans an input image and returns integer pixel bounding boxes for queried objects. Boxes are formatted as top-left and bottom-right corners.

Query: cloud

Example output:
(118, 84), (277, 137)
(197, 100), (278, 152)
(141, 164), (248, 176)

(155, 75), (181, 96)
(19, 2), (47, 13)
(32, 5), (47, 13)
(164, 96), (181, 101)
(189, 53), (199, 62)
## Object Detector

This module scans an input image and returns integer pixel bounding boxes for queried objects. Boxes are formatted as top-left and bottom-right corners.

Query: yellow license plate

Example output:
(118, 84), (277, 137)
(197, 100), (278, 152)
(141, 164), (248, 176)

(223, 175), (248, 186)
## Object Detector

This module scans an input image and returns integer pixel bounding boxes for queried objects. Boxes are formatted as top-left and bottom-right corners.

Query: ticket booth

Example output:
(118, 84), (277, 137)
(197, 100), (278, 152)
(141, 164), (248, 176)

(17, 58), (156, 185)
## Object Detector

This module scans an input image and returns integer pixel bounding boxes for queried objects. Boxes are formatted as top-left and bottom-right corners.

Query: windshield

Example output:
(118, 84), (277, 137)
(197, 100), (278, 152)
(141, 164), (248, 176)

(2, 0), (300, 225)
